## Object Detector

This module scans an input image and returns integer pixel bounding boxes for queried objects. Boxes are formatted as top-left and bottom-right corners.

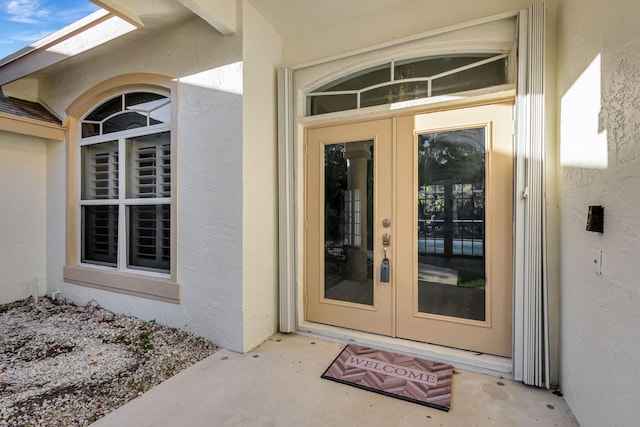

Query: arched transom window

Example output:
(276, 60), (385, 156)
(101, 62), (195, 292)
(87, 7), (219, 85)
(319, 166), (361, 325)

(79, 91), (172, 273)
(307, 53), (509, 115)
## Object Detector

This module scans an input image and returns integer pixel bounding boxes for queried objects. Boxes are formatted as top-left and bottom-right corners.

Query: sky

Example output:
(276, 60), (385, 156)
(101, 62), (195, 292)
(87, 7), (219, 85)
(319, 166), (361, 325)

(0, 0), (100, 60)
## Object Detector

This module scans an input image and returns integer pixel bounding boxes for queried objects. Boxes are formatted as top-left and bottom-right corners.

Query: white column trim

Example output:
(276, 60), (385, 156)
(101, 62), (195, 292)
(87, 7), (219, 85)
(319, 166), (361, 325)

(277, 67), (297, 333)
(513, 2), (550, 387)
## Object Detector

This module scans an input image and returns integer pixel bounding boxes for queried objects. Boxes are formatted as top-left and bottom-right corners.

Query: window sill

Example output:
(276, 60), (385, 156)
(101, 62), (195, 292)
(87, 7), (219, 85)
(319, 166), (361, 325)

(63, 265), (181, 304)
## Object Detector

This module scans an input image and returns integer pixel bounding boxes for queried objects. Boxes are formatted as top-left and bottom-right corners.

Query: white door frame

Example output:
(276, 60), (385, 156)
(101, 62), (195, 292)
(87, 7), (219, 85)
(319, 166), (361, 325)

(278, 4), (548, 385)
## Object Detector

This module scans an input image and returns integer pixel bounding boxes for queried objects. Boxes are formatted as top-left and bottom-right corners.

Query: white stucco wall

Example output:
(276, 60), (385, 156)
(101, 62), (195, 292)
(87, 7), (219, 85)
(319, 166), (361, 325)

(557, 0), (640, 425)
(0, 132), (47, 304)
(41, 17), (247, 352)
(282, 0), (549, 66)
(241, 1), (282, 351)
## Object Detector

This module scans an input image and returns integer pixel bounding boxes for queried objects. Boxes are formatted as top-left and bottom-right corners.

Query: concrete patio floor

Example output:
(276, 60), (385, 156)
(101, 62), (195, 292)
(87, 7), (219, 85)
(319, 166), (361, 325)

(92, 333), (578, 426)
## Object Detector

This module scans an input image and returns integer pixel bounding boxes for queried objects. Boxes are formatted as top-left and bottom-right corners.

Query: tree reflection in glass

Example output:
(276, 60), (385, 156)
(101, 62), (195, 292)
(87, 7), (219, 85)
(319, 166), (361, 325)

(417, 128), (486, 321)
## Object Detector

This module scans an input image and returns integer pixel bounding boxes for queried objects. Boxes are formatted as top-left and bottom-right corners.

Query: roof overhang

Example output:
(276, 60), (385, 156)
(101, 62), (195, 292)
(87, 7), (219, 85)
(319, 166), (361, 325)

(93, 0), (236, 35)
(0, 0), (238, 87)
(176, 0), (237, 35)
(0, 112), (65, 140)
(0, 9), (137, 86)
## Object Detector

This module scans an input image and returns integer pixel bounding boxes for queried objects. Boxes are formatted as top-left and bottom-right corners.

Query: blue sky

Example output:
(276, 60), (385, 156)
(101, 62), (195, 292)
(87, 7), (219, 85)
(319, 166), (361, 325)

(0, 0), (100, 59)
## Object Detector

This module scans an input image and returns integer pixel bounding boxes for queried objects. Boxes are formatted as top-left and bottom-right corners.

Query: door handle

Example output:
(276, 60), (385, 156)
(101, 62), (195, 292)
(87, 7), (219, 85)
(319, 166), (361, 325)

(380, 258), (390, 283)
(381, 233), (391, 283)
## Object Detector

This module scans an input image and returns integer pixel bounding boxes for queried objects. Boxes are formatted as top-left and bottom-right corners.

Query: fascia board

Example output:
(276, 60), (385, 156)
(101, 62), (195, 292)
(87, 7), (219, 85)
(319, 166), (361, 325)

(178, 0), (237, 35)
(0, 112), (65, 140)
(91, 0), (145, 28)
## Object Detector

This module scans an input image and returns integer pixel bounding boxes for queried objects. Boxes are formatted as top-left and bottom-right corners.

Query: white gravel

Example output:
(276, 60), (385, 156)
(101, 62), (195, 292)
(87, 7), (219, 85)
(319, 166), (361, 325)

(0, 297), (218, 426)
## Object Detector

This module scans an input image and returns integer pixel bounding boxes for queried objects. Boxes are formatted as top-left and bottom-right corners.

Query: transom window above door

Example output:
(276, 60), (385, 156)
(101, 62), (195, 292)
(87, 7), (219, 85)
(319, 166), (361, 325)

(79, 92), (172, 274)
(307, 53), (509, 116)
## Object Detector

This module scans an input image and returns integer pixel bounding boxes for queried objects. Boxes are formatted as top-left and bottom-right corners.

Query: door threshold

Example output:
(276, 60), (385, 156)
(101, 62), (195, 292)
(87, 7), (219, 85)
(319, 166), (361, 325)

(297, 321), (513, 379)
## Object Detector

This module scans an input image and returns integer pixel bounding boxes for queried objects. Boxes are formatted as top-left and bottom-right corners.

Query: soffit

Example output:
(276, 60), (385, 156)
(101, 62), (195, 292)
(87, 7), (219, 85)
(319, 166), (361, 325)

(52, 1), (194, 65)
(93, 0), (194, 28)
(2, 0), (195, 83)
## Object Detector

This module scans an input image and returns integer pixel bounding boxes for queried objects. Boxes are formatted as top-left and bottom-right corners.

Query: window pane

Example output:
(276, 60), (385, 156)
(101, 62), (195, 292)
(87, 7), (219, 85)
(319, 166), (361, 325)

(82, 205), (118, 267)
(126, 131), (171, 199)
(85, 95), (122, 122)
(126, 92), (170, 125)
(125, 92), (167, 108)
(394, 55), (495, 80)
(316, 64), (390, 92)
(82, 122), (100, 138)
(361, 81), (429, 108)
(309, 94), (357, 115)
(81, 141), (119, 200)
(128, 204), (170, 272)
(431, 58), (508, 96)
(103, 111), (148, 134)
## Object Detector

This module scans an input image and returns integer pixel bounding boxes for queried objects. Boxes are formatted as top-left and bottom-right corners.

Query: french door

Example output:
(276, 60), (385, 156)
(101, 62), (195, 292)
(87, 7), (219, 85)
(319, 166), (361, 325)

(305, 102), (513, 357)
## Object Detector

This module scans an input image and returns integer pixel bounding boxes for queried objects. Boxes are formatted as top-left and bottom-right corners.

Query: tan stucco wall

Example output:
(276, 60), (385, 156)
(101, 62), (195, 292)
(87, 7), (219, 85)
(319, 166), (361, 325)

(557, 0), (640, 425)
(0, 131), (47, 304)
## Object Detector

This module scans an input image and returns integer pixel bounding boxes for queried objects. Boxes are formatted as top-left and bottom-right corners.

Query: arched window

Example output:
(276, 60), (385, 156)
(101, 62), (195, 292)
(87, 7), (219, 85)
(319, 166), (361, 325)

(307, 53), (509, 115)
(79, 91), (172, 273)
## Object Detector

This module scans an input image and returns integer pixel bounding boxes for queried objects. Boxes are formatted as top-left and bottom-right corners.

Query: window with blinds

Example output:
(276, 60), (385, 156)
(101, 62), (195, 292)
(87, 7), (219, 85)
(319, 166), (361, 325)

(126, 132), (171, 271)
(80, 92), (172, 274)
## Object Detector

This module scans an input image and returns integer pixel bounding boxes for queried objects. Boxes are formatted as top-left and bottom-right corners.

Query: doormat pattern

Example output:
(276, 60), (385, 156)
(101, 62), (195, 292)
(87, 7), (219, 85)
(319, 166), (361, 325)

(321, 344), (453, 411)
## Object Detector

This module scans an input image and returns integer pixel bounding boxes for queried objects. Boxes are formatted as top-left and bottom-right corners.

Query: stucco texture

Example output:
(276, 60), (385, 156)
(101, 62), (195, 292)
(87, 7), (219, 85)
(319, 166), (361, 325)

(558, 0), (640, 425)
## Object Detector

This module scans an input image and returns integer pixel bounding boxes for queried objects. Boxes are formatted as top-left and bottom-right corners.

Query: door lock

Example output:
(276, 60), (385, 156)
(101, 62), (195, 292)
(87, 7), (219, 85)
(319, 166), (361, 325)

(382, 233), (391, 247)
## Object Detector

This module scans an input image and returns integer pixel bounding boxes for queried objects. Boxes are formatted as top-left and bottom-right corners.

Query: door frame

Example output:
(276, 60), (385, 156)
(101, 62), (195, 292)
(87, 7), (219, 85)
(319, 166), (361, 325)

(277, 5), (548, 383)
(304, 104), (516, 356)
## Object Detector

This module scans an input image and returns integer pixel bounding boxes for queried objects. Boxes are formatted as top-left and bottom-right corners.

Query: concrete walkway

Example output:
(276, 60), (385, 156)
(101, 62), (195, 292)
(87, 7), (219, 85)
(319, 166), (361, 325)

(92, 334), (578, 426)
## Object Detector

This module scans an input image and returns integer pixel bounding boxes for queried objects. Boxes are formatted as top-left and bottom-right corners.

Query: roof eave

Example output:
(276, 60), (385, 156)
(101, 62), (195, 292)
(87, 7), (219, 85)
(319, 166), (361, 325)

(0, 10), (137, 86)
(0, 111), (65, 140)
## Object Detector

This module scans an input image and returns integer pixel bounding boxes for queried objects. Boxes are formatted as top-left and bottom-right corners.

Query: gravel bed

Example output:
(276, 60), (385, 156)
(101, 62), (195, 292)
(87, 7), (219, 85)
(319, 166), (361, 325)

(0, 297), (218, 426)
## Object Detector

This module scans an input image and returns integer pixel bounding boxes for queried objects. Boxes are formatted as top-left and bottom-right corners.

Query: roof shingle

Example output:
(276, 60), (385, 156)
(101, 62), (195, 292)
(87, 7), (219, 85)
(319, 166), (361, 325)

(0, 89), (61, 125)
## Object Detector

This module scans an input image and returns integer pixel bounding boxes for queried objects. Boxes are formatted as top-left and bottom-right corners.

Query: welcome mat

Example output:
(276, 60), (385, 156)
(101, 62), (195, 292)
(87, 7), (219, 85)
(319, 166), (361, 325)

(321, 344), (453, 411)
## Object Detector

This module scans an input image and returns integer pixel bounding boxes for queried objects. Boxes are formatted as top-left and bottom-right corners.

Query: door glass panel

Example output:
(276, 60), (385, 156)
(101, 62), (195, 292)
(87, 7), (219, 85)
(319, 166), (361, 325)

(324, 141), (374, 305)
(417, 128), (486, 321)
